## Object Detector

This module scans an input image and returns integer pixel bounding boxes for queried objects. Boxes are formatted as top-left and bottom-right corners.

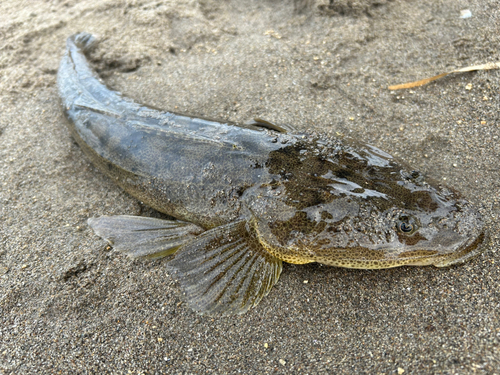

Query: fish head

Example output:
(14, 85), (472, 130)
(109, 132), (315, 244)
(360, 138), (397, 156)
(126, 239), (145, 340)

(246, 136), (487, 268)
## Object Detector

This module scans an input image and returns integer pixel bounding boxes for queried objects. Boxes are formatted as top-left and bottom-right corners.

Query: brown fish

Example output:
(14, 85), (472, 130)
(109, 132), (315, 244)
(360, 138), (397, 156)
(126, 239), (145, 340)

(58, 33), (487, 315)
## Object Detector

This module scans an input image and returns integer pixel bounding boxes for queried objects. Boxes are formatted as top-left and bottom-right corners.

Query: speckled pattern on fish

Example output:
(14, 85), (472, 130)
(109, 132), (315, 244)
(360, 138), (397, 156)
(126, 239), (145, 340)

(57, 32), (487, 316)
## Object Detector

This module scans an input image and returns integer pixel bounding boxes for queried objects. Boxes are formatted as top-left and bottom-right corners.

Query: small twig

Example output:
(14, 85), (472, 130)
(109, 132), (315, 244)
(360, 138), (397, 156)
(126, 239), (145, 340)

(388, 62), (500, 90)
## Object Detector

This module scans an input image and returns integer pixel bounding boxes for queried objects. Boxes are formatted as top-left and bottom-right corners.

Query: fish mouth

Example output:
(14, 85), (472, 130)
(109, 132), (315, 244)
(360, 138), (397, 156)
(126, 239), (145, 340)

(426, 231), (488, 267)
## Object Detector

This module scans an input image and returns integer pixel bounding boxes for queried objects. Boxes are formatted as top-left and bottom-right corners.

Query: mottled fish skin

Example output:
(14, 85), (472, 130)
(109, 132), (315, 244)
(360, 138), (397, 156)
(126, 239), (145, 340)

(58, 33), (487, 315)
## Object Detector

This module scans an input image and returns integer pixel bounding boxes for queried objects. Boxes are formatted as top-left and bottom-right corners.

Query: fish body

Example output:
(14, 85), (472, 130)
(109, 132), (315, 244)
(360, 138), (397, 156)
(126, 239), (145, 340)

(58, 33), (486, 315)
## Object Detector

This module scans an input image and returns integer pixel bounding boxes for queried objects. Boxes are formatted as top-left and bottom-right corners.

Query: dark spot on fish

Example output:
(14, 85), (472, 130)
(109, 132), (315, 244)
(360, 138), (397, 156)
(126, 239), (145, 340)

(397, 231), (428, 246)
(335, 168), (352, 180)
(321, 211), (333, 220)
(411, 170), (422, 180)
(411, 191), (439, 212)
(235, 184), (250, 197)
(315, 238), (331, 246)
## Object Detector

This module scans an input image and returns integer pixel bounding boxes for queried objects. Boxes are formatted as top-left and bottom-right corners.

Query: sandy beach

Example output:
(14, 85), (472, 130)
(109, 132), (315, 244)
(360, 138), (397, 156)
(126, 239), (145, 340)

(1, 0), (499, 373)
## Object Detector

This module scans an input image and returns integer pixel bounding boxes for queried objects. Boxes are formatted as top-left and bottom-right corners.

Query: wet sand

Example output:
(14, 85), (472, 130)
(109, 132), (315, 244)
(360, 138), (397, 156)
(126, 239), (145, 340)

(1, 0), (499, 373)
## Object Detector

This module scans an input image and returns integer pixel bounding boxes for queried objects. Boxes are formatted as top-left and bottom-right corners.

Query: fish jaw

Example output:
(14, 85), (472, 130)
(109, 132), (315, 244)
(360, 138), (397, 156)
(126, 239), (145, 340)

(427, 230), (488, 267)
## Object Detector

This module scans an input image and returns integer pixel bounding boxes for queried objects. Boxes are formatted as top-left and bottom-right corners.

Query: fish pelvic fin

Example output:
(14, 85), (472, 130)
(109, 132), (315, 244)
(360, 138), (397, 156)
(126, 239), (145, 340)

(167, 220), (283, 316)
(88, 215), (203, 258)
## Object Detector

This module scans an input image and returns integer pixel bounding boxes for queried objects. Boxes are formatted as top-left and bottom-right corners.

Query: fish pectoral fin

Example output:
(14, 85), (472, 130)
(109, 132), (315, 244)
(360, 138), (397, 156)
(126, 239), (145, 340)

(88, 215), (203, 258)
(167, 220), (283, 316)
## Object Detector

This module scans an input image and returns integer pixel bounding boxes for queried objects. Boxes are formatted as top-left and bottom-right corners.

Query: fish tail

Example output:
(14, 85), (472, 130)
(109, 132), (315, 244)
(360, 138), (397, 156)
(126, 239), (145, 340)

(58, 32), (102, 108)
(68, 32), (98, 52)
(58, 32), (130, 119)
(64, 32), (99, 81)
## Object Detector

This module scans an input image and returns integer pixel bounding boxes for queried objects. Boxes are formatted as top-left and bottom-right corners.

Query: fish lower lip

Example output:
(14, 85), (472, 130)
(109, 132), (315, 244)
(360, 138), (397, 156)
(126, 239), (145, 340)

(433, 231), (488, 267)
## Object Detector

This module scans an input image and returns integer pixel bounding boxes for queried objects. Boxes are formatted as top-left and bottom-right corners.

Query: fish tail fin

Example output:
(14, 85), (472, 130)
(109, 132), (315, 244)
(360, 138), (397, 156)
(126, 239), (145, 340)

(88, 215), (203, 258)
(69, 32), (98, 52)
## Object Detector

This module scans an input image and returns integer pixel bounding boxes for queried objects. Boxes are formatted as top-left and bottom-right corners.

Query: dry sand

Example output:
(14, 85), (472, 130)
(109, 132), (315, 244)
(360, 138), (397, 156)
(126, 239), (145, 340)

(1, 0), (499, 373)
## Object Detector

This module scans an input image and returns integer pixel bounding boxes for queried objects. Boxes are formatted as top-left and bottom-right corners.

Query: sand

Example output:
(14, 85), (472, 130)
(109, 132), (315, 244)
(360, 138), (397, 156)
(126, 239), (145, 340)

(1, 0), (499, 373)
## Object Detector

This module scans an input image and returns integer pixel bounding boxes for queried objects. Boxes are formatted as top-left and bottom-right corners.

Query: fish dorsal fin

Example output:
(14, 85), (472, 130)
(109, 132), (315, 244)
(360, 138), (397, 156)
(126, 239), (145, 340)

(244, 118), (297, 133)
(88, 215), (203, 258)
(167, 220), (283, 316)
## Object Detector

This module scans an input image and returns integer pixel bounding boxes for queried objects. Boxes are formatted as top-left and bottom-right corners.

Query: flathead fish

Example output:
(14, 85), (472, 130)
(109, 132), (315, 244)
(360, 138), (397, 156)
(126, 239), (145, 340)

(58, 33), (487, 316)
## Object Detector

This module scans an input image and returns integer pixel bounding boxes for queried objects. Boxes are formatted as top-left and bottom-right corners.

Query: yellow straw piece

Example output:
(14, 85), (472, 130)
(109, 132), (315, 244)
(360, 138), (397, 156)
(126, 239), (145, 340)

(388, 62), (500, 90)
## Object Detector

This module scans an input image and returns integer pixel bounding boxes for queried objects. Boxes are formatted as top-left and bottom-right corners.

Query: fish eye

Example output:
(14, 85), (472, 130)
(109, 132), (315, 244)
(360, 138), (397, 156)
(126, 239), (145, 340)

(396, 216), (418, 235)
(410, 170), (421, 179)
(399, 222), (413, 233)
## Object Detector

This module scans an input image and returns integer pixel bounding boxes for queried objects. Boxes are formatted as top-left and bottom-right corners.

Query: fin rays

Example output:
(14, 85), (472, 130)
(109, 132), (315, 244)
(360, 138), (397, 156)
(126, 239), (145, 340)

(168, 220), (282, 315)
(88, 215), (203, 258)
(89, 216), (282, 315)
